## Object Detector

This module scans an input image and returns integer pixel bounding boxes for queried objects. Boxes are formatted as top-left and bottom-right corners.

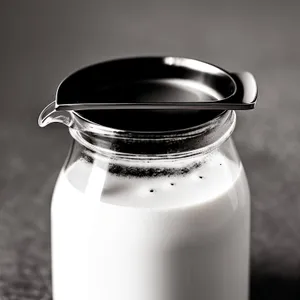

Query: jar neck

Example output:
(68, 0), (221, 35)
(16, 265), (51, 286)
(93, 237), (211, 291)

(69, 110), (236, 161)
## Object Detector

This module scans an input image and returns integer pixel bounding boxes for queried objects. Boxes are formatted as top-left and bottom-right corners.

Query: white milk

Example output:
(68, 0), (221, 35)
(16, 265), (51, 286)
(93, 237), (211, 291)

(51, 151), (250, 300)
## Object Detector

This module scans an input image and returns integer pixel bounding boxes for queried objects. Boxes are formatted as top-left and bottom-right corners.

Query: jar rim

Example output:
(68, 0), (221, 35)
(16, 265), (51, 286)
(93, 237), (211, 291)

(69, 110), (236, 160)
(72, 109), (227, 138)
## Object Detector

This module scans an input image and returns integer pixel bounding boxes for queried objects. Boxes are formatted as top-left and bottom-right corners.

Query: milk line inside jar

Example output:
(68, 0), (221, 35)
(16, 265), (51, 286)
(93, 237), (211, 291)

(65, 151), (242, 209)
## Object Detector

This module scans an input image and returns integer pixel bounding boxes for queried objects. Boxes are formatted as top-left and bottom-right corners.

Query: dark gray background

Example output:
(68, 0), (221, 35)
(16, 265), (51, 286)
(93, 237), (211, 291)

(0, 0), (300, 299)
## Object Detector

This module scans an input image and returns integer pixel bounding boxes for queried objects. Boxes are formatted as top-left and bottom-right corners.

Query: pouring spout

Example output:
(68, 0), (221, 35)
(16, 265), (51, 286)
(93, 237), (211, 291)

(38, 101), (73, 128)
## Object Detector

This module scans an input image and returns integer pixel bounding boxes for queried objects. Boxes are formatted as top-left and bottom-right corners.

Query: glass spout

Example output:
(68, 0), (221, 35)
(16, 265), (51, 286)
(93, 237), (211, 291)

(38, 101), (73, 128)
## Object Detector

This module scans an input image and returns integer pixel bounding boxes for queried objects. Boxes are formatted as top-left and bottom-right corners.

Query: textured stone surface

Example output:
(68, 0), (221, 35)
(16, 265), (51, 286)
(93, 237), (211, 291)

(1, 0), (300, 298)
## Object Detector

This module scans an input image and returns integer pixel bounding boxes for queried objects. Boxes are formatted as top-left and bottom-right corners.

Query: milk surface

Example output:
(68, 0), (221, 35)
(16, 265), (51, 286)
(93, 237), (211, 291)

(51, 151), (250, 300)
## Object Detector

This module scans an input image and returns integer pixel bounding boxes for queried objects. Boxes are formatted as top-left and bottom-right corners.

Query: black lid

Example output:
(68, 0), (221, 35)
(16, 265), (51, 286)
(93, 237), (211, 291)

(55, 57), (257, 132)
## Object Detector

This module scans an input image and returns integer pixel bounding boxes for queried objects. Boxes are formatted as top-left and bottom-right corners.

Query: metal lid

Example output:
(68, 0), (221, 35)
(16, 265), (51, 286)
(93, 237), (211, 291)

(54, 57), (257, 132)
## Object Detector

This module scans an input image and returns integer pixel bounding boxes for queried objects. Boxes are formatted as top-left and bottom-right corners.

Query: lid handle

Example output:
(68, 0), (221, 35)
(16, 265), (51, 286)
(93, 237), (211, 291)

(228, 72), (258, 110)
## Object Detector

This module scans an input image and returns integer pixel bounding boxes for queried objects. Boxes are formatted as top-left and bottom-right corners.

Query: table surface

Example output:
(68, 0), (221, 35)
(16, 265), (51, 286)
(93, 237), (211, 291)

(1, 0), (300, 299)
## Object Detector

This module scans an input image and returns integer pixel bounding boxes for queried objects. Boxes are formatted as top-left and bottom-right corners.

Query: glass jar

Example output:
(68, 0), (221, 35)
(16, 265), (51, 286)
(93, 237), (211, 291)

(39, 57), (255, 300)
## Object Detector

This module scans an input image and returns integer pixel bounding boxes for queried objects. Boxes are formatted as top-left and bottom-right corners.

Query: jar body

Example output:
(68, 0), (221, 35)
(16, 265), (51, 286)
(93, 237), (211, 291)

(51, 137), (250, 300)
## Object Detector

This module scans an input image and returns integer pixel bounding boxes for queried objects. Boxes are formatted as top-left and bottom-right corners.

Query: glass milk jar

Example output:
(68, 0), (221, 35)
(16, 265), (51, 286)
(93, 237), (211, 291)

(38, 57), (257, 300)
